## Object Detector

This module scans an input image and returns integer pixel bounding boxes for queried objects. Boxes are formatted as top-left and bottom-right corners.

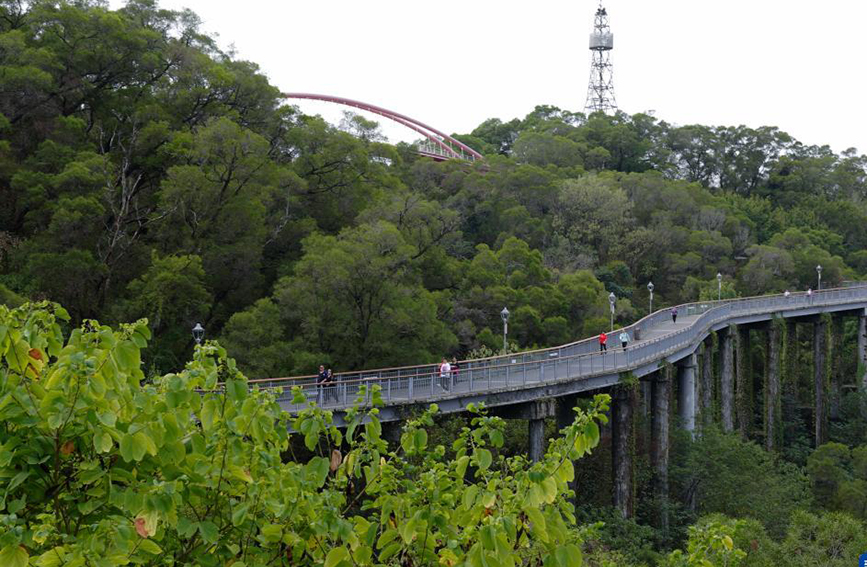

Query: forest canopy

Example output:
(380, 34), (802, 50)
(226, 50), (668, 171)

(0, 0), (865, 380)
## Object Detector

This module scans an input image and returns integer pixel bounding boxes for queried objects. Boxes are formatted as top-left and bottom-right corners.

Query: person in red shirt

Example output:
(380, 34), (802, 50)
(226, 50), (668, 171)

(599, 332), (608, 352)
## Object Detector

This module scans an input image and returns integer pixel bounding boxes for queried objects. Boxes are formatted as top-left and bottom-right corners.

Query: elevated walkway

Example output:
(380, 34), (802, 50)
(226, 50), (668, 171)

(250, 286), (867, 422)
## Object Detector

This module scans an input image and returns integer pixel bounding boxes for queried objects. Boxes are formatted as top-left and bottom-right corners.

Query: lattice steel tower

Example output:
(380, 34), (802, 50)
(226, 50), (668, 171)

(584, 2), (618, 114)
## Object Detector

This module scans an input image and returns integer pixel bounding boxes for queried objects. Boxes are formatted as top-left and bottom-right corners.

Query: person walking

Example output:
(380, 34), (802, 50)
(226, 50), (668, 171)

(439, 357), (451, 391)
(325, 368), (337, 403)
(619, 330), (630, 350)
(317, 364), (328, 405)
(671, 306), (678, 324)
(451, 357), (459, 384)
(599, 332), (608, 352)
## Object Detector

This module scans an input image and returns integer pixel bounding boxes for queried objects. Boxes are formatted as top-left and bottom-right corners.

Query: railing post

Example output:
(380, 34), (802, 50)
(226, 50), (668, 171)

(409, 369), (414, 400)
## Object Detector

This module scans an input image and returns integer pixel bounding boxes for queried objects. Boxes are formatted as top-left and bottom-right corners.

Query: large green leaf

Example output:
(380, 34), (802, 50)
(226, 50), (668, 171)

(0, 545), (29, 567)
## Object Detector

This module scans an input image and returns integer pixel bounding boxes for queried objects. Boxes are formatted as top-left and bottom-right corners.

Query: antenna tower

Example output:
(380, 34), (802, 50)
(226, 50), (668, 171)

(584, 1), (618, 114)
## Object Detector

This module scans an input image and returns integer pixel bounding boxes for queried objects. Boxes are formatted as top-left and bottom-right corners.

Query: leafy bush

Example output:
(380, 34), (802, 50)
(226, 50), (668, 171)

(0, 301), (611, 566)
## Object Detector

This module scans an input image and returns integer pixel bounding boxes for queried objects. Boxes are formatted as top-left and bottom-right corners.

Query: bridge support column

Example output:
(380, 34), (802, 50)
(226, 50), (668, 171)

(556, 394), (579, 431)
(529, 420), (545, 463)
(677, 354), (697, 436)
(720, 326), (735, 433)
(641, 381), (652, 419)
(612, 385), (635, 518)
(830, 316), (844, 420)
(765, 321), (782, 452)
(651, 368), (670, 533)
(736, 326), (752, 439)
(493, 400), (555, 462)
(527, 400), (556, 462)
(699, 337), (714, 427)
(814, 318), (828, 446)
(858, 311), (867, 391)
(556, 394), (579, 497)
(382, 420), (403, 448)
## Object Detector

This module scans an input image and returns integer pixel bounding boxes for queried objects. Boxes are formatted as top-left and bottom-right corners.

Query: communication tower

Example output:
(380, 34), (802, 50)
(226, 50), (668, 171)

(584, 2), (618, 114)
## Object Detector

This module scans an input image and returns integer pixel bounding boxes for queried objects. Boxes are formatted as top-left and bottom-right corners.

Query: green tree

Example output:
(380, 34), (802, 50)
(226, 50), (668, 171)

(0, 301), (611, 566)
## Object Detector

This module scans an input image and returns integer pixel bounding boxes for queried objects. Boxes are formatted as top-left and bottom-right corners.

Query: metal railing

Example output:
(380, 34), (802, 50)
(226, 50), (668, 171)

(252, 285), (867, 412)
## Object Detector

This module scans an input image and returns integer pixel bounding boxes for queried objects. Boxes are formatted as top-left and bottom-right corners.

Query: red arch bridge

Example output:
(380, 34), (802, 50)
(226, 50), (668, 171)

(282, 93), (484, 163)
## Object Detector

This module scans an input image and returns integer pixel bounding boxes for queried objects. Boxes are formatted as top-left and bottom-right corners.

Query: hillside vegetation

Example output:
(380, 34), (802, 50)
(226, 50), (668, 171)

(2, 2), (866, 378)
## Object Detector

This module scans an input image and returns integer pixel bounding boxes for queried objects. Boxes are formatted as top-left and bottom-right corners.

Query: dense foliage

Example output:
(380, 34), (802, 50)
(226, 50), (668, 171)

(0, 301), (618, 566)
(3, 1), (867, 565)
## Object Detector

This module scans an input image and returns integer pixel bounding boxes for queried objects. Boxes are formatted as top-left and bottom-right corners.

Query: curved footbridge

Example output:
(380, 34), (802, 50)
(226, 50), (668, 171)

(254, 286), (867, 424)
(255, 285), (867, 519)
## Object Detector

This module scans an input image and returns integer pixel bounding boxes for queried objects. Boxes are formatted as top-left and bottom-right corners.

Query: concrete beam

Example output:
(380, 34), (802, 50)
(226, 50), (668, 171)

(814, 319), (828, 446)
(651, 369), (670, 533)
(612, 386), (635, 518)
(765, 322), (782, 452)
(720, 326), (735, 433)
(677, 354), (697, 436)
(493, 398), (556, 421)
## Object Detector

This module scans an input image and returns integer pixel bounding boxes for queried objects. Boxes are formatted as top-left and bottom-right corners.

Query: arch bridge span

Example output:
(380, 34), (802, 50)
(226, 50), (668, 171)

(251, 285), (867, 423)
(282, 93), (484, 162)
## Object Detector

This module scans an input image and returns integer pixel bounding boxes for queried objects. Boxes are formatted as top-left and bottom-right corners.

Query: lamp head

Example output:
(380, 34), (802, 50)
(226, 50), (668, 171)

(192, 322), (205, 344)
(500, 306), (510, 323)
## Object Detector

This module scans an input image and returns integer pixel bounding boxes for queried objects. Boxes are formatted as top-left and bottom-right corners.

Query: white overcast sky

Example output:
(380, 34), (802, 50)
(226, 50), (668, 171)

(113, 0), (867, 154)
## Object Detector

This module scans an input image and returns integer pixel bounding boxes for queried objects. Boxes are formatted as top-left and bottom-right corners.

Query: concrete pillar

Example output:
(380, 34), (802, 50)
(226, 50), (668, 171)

(612, 386), (635, 518)
(556, 394), (579, 432)
(765, 322), (782, 452)
(830, 316), (844, 420)
(495, 400), (555, 462)
(677, 354), (697, 436)
(651, 369), (670, 533)
(858, 312), (866, 391)
(382, 420), (403, 449)
(641, 381), (652, 420)
(736, 326), (752, 439)
(555, 394), (579, 497)
(814, 318), (828, 446)
(720, 326), (735, 433)
(700, 338), (714, 425)
(528, 419), (545, 463)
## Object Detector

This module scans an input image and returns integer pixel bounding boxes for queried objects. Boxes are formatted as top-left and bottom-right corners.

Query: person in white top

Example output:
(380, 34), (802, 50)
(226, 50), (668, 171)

(619, 331), (630, 350)
(784, 290), (790, 298)
(439, 357), (451, 391)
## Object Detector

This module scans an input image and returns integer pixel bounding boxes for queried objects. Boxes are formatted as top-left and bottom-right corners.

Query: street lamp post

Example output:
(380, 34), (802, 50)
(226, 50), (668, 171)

(816, 264), (822, 291)
(192, 322), (205, 346)
(608, 292), (616, 332)
(647, 281), (654, 315)
(717, 272), (723, 302)
(500, 307), (510, 352)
